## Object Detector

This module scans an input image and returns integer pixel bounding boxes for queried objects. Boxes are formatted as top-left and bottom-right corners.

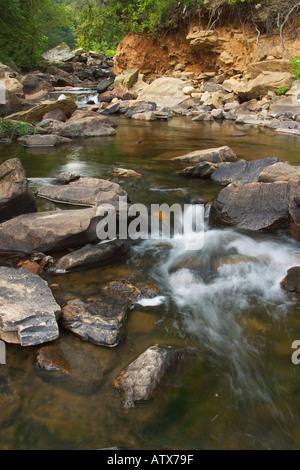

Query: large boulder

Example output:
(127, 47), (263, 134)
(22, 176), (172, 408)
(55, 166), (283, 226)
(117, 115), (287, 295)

(61, 297), (131, 347)
(138, 77), (189, 108)
(209, 181), (291, 232)
(114, 345), (180, 408)
(37, 177), (127, 207)
(247, 60), (293, 79)
(5, 97), (78, 123)
(280, 267), (300, 293)
(0, 158), (37, 223)
(171, 146), (237, 164)
(0, 208), (100, 254)
(236, 72), (293, 101)
(58, 116), (116, 138)
(0, 267), (60, 346)
(211, 157), (282, 186)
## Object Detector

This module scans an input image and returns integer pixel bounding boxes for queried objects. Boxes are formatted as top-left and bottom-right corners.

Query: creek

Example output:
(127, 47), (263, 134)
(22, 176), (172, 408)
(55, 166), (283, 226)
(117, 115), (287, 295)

(0, 115), (300, 450)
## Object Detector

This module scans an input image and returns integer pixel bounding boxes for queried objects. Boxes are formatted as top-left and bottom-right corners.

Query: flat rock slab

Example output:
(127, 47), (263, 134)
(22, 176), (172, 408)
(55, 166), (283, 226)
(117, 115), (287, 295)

(114, 345), (180, 408)
(0, 267), (60, 346)
(0, 158), (37, 222)
(17, 135), (71, 147)
(171, 146), (236, 164)
(61, 297), (131, 347)
(37, 178), (127, 207)
(209, 181), (292, 232)
(211, 157), (283, 186)
(0, 208), (99, 254)
(51, 240), (126, 273)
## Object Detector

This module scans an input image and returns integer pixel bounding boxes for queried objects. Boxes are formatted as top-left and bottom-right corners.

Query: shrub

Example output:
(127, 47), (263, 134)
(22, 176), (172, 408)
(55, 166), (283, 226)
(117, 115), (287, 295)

(0, 119), (35, 138)
(276, 86), (288, 96)
(291, 55), (300, 80)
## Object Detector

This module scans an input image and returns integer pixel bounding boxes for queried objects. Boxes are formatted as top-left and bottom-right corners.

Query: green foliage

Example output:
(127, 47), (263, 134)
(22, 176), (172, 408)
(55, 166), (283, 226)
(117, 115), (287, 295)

(276, 86), (288, 96)
(0, 119), (35, 138)
(291, 55), (300, 80)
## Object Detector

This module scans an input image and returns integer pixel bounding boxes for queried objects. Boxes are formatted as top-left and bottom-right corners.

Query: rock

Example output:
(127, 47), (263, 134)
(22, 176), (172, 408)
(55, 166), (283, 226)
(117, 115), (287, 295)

(0, 62), (24, 116)
(219, 51), (234, 65)
(112, 168), (142, 178)
(55, 172), (80, 185)
(67, 111), (116, 127)
(0, 267), (60, 346)
(131, 111), (156, 121)
(114, 69), (139, 89)
(17, 134), (71, 147)
(6, 97), (78, 123)
(0, 158), (37, 223)
(42, 108), (67, 122)
(222, 78), (242, 93)
(41, 42), (75, 64)
(37, 344), (72, 372)
(37, 178), (128, 207)
(97, 78), (115, 93)
(289, 180), (300, 241)
(258, 162), (300, 183)
(138, 77), (188, 108)
(179, 161), (219, 178)
(21, 73), (53, 96)
(211, 157), (283, 186)
(61, 297), (131, 347)
(268, 96), (300, 116)
(17, 260), (43, 276)
(58, 116), (116, 138)
(209, 181), (292, 232)
(103, 280), (161, 302)
(114, 345), (180, 408)
(0, 208), (100, 254)
(236, 72), (293, 101)
(280, 267), (300, 293)
(51, 240), (126, 273)
(247, 60), (293, 79)
(171, 146), (237, 164)
(187, 30), (224, 53)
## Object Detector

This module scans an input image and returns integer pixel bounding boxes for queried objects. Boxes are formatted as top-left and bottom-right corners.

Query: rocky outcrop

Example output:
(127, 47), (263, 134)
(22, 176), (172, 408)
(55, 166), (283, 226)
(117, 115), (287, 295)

(0, 267), (60, 346)
(51, 240), (126, 273)
(37, 177), (128, 207)
(0, 208), (100, 254)
(61, 297), (131, 347)
(114, 345), (180, 408)
(236, 72), (293, 101)
(0, 158), (37, 222)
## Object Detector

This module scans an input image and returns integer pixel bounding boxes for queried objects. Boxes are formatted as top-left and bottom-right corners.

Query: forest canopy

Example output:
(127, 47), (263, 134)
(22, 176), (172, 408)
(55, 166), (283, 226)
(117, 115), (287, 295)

(0, 0), (299, 70)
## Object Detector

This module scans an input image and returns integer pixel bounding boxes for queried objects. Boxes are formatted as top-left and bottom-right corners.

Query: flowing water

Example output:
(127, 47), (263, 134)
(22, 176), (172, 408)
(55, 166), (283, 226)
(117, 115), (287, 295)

(0, 116), (300, 450)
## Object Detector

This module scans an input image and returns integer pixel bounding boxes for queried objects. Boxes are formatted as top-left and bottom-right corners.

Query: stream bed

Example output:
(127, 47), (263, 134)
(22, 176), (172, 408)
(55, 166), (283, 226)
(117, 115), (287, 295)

(0, 117), (300, 450)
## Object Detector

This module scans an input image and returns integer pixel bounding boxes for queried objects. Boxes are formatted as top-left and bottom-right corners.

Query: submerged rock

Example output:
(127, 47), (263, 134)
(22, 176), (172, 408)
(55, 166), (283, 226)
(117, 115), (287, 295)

(103, 279), (161, 302)
(0, 158), (37, 223)
(17, 134), (71, 147)
(0, 267), (60, 346)
(61, 297), (131, 347)
(112, 168), (142, 178)
(58, 116), (117, 138)
(114, 345), (180, 408)
(51, 240), (127, 273)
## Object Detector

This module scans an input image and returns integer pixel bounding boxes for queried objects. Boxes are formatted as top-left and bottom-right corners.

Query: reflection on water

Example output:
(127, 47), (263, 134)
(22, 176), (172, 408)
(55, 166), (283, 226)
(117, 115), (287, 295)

(0, 118), (300, 450)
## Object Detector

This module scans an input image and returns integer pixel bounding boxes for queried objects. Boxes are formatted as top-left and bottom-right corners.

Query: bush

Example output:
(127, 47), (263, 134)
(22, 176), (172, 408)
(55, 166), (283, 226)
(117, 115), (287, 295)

(291, 55), (300, 80)
(0, 119), (35, 139)
(276, 86), (288, 96)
